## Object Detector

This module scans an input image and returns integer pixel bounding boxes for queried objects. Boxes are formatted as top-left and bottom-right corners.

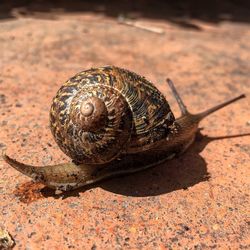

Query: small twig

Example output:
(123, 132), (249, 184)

(118, 16), (164, 34)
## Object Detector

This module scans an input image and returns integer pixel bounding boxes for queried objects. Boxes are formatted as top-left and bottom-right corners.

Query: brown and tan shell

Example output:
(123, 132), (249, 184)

(50, 66), (175, 164)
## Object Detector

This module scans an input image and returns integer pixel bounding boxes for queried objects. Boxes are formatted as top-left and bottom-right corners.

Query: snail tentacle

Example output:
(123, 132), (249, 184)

(166, 78), (189, 115)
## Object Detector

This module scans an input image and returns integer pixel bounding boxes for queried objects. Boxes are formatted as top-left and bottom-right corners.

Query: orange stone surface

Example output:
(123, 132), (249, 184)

(0, 1), (249, 249)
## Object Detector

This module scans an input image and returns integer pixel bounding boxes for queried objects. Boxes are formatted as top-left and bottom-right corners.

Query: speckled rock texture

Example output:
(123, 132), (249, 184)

(0, 1), (250, 249)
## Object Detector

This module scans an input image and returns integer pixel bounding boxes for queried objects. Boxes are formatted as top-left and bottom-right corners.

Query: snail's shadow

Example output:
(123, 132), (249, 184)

(100, 132), (209, 197)
(40, 131), (249, 199)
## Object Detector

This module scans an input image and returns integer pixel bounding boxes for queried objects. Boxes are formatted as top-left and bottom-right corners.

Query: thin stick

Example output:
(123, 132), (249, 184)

(166, 79), (189, 115)
(118, 17), (164, 34)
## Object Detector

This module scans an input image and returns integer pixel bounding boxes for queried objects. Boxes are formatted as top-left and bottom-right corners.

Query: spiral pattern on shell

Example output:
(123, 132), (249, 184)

(50, 66), (175, 164)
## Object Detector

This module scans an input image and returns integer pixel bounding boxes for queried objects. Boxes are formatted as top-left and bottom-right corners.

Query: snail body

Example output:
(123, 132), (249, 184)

(3, 66), (246, 192)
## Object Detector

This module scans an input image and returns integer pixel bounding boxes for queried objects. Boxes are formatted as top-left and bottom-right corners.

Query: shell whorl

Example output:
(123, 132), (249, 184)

(50, 66), (175, 164)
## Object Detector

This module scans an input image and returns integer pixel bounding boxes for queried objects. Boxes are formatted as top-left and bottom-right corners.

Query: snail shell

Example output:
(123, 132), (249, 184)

(50, 66), (175, 164)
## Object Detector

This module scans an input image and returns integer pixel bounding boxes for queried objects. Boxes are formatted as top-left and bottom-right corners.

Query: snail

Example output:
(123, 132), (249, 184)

(3, 66), (246, 192)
